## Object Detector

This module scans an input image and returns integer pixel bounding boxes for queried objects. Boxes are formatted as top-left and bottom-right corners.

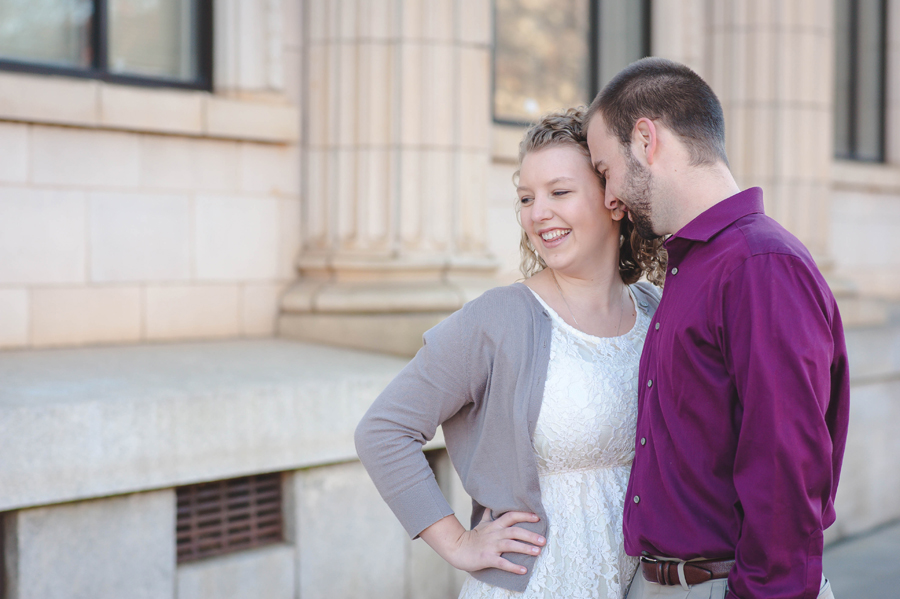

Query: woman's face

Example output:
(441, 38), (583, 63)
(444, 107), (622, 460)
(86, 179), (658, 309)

(517, 145), (622, 276)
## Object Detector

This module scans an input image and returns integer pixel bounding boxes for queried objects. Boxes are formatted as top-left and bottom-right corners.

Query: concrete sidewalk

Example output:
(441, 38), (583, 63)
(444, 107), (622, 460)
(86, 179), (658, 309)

(823, 520), (900, 598)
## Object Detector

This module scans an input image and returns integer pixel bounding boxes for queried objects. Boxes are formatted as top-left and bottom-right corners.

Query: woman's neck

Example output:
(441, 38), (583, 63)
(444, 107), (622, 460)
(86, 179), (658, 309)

(525, 265), (635, 337)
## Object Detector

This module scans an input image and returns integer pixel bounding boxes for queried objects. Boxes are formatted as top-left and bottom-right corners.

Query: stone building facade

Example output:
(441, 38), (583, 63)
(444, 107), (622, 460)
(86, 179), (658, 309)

(0, 1), (898, 598)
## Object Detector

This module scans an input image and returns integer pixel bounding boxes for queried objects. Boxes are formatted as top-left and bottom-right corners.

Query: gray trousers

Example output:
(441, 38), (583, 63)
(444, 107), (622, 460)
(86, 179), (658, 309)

(626, 571), (834, 599)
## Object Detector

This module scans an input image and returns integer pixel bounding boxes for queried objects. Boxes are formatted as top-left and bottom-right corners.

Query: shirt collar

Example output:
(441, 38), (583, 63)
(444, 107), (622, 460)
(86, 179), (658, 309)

(666, 187), (764, 245)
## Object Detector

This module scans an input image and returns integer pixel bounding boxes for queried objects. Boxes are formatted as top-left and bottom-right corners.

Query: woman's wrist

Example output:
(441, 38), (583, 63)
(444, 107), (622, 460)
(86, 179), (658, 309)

(419, 514), (467, 567)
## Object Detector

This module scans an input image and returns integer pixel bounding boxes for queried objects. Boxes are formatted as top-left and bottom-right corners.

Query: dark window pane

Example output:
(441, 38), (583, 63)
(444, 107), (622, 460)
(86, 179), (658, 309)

(108, 0), (198, 81)
(834, 0), (853, 158)
(834, 0), (885, 161)
(0, 0), (93, 68)
(854, 0), (885, 161)
(597, 0), (647, 88)
(494, 0), (591, 123)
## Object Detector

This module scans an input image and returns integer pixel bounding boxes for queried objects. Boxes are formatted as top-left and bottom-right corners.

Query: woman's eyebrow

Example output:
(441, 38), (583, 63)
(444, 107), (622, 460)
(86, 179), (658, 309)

(546, 176), (576, 185)
(517, 176), (577, 192)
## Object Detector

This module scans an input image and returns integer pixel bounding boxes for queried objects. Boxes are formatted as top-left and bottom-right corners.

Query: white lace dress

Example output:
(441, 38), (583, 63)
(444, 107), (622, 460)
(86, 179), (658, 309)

(459, 287), (647, 599)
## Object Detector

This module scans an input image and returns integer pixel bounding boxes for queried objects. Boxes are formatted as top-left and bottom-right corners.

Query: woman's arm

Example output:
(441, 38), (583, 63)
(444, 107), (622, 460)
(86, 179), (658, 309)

(355, 292), (545, 572)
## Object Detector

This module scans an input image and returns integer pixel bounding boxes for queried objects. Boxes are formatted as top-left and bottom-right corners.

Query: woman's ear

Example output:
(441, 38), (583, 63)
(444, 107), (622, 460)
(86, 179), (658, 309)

(608, 198), (627, 221)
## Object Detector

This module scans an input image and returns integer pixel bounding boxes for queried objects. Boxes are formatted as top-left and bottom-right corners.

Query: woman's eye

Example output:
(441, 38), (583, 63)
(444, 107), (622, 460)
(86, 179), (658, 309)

(552, 190), (570, 197)
(519, 196), (534, 204)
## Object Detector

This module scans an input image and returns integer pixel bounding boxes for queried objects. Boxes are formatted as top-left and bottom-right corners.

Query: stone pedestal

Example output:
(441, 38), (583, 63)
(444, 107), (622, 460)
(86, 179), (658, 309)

(279, 0), (497, 356)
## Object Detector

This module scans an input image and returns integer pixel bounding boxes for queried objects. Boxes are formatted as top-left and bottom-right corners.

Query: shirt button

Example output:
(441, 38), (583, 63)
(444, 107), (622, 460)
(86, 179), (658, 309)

(634, 495), (640, 504)
(647, 379), (653, 388)
(654, 322), (660, 330)
(671, 267), (678, 275)
(640, 437), (646, 446)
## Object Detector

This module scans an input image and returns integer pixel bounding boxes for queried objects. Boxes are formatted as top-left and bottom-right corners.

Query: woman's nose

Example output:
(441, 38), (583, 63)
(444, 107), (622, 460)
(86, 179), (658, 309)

(530, 195), (553, 221)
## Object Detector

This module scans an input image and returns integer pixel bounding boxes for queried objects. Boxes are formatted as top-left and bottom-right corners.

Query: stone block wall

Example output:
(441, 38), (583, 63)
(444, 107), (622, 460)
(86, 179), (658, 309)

(0, 0), (303, 350)
(0, 460), (469, 599)
(3, 490), (175, 599)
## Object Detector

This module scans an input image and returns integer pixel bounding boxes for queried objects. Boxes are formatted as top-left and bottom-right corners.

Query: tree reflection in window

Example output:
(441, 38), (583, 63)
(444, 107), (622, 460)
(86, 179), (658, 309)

(494, 0), (591, 124)
(493, 0), (650, 126)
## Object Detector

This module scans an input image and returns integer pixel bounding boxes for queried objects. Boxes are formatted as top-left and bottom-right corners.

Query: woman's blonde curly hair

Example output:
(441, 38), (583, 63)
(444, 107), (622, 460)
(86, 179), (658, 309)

(514, 107), (667, 287)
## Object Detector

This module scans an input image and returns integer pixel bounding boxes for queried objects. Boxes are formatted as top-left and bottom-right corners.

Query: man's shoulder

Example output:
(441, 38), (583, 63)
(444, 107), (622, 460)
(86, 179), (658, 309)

(729, 212), (815, 264)
(720, 214), (836, 308)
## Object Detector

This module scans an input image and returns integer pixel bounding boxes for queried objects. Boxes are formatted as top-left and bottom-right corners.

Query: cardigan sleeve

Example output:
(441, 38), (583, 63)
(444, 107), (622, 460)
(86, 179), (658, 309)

(354, 299), (488, 539)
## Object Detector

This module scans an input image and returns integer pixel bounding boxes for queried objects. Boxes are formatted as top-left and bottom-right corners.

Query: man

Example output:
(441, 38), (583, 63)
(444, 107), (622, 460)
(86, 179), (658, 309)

(585, 57), (849, 599)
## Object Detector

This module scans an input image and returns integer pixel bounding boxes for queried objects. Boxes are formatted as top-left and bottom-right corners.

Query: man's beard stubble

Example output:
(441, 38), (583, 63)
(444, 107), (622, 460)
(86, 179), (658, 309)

(622, 149), (659, 241)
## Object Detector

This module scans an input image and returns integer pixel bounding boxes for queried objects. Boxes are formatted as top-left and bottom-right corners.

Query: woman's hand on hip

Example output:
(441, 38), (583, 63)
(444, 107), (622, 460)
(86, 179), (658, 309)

(419, 512), (546, 575)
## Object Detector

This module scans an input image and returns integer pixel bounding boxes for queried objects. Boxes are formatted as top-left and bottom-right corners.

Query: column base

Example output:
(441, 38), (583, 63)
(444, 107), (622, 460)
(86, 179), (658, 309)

(278, 263), (498, 356)
(278, 311), (451, 357)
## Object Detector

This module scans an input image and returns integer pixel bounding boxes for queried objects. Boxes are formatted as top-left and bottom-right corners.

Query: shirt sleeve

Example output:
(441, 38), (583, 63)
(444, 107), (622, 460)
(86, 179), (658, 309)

(720, 254), (837, 599)
(354, 301), (487, 539)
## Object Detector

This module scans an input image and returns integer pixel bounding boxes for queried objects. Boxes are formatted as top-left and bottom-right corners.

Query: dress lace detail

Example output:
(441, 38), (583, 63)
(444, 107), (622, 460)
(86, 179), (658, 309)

(459, 287), (648, 599)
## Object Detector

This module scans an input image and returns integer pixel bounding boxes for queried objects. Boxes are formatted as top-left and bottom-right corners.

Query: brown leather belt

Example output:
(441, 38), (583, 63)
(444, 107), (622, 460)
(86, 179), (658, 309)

(640, 556), (734, 586)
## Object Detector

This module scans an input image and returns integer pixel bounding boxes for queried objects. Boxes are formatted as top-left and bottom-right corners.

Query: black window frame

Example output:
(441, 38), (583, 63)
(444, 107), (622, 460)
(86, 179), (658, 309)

(834, 0), (888, 162)
(491, 0), (652, 127)
(0, 0), (213, 92)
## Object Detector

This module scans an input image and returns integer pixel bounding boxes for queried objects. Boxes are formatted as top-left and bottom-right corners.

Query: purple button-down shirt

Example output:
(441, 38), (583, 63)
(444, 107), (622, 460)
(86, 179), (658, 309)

(624, 188), (850, 599)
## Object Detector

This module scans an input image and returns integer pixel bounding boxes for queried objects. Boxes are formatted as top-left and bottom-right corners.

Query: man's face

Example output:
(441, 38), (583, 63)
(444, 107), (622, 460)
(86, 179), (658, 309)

(587, 115), (660, 240)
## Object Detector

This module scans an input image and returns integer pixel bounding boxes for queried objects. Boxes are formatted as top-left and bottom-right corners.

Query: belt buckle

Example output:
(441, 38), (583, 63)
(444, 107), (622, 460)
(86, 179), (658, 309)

(640, 554), (678, 587)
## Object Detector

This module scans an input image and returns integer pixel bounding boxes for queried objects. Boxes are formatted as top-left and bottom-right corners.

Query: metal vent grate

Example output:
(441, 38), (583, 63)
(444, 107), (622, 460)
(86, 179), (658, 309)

(176, 472), (283, 563)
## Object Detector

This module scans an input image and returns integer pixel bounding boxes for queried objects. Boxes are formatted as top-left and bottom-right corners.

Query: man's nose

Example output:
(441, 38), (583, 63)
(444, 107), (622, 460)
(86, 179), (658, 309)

(604, 186), (621, 211)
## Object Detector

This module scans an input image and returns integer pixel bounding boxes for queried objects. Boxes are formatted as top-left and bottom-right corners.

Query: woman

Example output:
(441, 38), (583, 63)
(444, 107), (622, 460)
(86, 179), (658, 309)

(355, 108), (666, 598)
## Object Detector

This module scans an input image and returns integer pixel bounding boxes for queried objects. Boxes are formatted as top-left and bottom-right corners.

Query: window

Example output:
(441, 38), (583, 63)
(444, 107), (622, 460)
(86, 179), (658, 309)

(834, 0), (887, 161)
(493, 0), (650, 125)
(176, 473), (284, 563)
(0, 0), (212, 91)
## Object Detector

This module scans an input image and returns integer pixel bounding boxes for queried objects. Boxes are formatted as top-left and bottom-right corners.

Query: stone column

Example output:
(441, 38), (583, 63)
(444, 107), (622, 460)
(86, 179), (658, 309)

(653, 0), (835, 265)
(279, 0), (496, 356)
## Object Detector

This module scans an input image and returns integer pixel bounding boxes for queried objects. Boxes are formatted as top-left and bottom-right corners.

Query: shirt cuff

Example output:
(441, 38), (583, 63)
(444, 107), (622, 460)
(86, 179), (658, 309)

(387, 477), (455, 539)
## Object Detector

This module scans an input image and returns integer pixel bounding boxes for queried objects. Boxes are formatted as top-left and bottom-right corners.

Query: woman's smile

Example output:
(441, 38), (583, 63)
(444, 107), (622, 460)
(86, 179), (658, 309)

(539, 228), (572, 247)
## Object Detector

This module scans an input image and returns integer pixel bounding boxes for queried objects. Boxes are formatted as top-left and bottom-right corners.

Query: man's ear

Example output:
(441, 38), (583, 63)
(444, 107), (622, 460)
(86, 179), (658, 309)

(633, 118), (658, 165)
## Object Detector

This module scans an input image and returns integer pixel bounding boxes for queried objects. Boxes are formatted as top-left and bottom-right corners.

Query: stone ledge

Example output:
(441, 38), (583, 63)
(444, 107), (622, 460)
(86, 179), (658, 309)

(832, 160), (900, 194)
(0, 339), (416, 511)
(0, 72), (299, 143)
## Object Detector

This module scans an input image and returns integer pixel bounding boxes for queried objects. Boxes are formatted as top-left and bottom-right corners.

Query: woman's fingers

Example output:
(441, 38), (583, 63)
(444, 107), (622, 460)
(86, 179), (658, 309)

(431, 511), (547, 574)
(483, 511), (546, 547)
(493, 510), (540, 526)
(491, 556), (530, 575)
(500, 539), (543, 556)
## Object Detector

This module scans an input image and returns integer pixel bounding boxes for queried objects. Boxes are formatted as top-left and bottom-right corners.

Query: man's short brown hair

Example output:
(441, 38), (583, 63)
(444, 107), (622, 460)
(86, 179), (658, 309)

(587, 57), (728, 167)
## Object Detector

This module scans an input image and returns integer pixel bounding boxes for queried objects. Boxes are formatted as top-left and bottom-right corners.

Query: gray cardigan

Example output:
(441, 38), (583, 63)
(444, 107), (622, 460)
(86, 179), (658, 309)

(354, 281), (661, 592)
